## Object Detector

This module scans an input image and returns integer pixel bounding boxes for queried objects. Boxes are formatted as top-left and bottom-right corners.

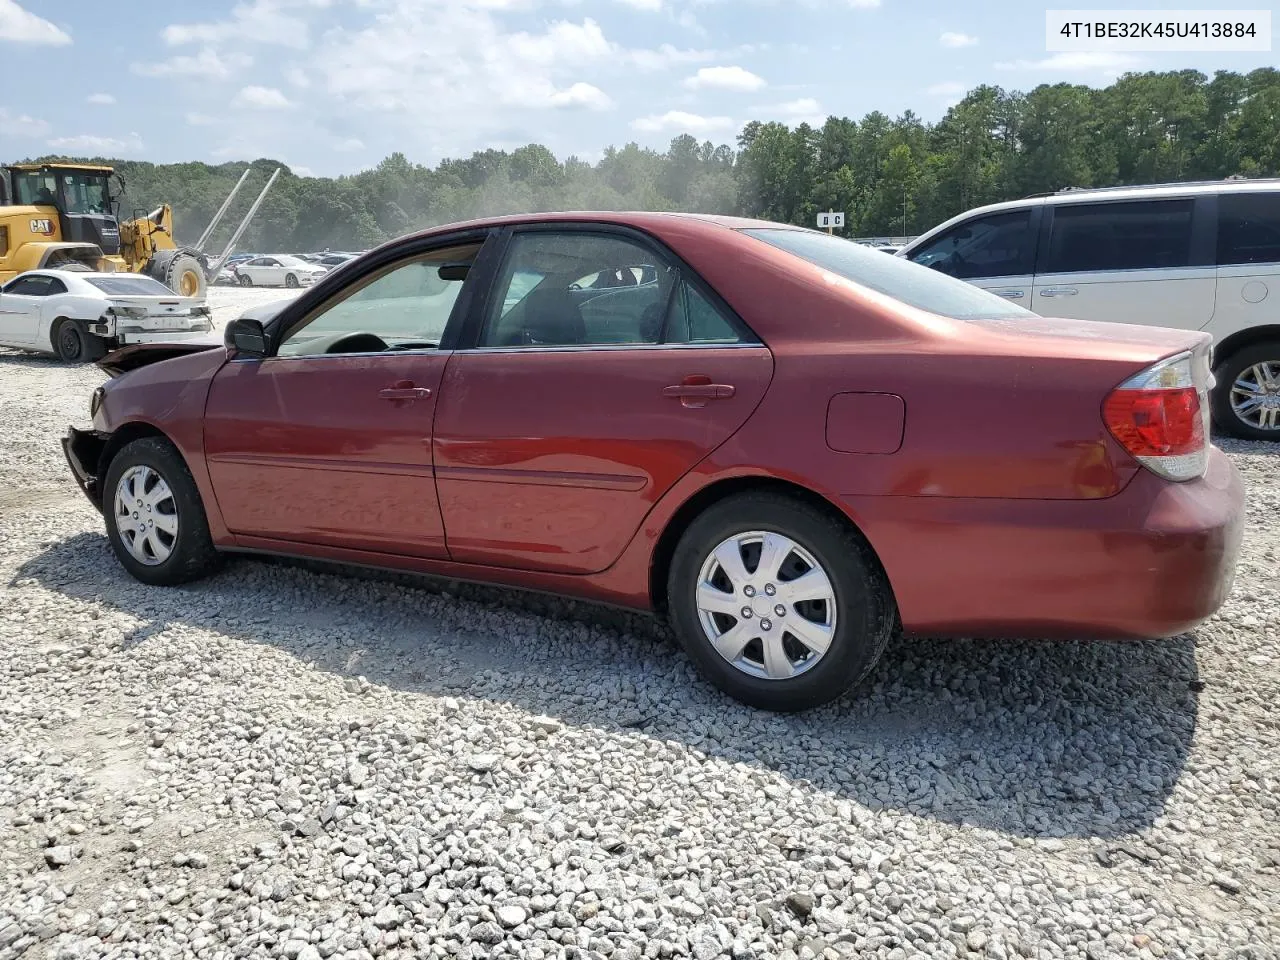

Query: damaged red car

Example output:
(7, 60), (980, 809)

(63, 213), (1244, 711)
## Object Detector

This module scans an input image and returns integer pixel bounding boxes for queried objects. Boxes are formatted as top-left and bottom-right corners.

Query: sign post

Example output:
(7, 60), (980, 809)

(816, 211), (845, 235)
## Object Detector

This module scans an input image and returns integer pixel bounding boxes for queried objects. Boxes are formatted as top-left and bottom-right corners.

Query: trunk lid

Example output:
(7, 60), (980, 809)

(107, 295), (204, 317)
(965, 315), (1213, 366)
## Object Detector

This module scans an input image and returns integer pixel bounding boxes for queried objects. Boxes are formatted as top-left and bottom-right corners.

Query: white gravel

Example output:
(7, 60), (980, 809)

(0, 288), (1277, 959)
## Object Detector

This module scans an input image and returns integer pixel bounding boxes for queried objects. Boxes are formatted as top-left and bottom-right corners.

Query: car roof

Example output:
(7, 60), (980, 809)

(399, 210), (804, 240)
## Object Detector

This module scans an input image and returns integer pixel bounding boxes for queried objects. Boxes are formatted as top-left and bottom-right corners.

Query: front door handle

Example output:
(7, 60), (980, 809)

(1039, 286), (1078, 297)
(379, 380), (431, 401)
(991, 288), (1025, 299)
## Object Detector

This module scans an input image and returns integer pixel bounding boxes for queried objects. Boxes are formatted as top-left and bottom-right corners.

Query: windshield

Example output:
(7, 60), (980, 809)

(13, 170), (111, 214)
(742, 228), (1034, 321)
(87, 276), (176, 296)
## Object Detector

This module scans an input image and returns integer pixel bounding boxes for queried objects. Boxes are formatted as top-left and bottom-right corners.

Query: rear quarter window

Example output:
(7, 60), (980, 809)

(742, 228), (1034, 321)
(1217, 192), (1280, 266)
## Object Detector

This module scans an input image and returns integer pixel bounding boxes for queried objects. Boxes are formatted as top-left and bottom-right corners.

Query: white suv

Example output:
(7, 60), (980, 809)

(897, 180), (1280, 440)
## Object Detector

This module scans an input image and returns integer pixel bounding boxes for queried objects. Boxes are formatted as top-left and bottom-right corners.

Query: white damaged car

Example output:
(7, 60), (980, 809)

(0, 270), (215, 362)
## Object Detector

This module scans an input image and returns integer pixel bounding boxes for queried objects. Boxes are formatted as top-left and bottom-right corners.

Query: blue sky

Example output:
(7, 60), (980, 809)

(1, 0), (1276, 177)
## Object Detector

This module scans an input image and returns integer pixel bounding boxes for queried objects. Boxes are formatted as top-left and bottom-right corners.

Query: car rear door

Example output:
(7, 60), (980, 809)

(1030, 197), (1217, 328)
(432, 226), (774, 575)
(903, 206), (1040, 306)
(0, 275), (54, 345)
(202, 234), (493, 558)
(1214, 190), (1280, 339)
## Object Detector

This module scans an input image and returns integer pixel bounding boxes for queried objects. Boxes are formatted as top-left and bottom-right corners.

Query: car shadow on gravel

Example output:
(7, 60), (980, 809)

(15, 533), (1203, 841)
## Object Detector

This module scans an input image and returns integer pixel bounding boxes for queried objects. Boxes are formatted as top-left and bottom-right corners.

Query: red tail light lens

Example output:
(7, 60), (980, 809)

(1102, 352), (1209, 482)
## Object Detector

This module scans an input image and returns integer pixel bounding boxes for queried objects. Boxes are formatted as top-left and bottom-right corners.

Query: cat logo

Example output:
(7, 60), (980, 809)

(30, 218), (55, 236)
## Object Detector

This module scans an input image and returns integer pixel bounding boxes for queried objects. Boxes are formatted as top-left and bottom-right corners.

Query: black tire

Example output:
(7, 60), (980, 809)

(285, 273), (300, 289)
(238, 273), (253, 287)
(102, 437), (222, 586)
(163, 250), (208, 298)
(1211, 342), (1280, 441)
(666, 492), (895, 712)
(52, 318), (105, 363)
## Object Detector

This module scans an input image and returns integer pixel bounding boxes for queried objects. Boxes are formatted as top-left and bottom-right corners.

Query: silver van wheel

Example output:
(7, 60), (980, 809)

(1230, 360), (1280, 431)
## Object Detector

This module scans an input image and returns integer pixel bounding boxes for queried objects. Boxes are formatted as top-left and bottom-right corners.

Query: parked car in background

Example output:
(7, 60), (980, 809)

(898, 179), (1280, 439)
(317, 253), (357, 269)
(234, 255), (328, 288)
(0, 270), (213, 362)
(63, 212), (1242, 711)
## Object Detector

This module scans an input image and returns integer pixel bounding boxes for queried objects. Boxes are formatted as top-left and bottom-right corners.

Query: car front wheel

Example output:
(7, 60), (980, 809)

(103, 437), (222, 586)
(666, 492), (895, 712)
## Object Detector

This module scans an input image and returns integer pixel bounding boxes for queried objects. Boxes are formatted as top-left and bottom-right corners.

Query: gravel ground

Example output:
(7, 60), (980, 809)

(0, 288), (1277, 960)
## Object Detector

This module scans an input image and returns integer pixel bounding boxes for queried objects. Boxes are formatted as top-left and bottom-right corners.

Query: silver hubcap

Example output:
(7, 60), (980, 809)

(113, 466), (179, 566)
(695, 531), (837, 681)
(1231, 361), (1280, 431)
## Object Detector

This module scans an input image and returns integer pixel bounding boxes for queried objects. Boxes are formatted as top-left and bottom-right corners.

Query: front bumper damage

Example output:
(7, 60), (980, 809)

(62, 426), (108, 512)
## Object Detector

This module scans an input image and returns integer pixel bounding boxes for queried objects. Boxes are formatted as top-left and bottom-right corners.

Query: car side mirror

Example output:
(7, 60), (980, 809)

(226, 317), (268, 357)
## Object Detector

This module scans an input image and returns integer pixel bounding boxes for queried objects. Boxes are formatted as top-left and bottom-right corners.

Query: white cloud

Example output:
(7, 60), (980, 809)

(631, 110), (734, 134)
(163, 0), (325, 51)
(186, 112), (218, 126)
(284, 65), (310, 88)
(940, 31), (977, 48)
(87, 92), (116, 105)
(311, 2), (717, 157)
(616, 0), (662, 9)
(232, 85), (292, 109)
(753, 97), (825, 126)
(995, 51), (1141, 74)
(0, 106), (49, 137)
(0, 0), (70, 45)
(846, 0), (880, 7)
(549, 82), (614, 109)
(47, 132), (144, 154)
(131, 48), (251, 79)
(333, 137), (364, 152)
(684, 65), (765, 92)
(926, 81), (966, 96)
(290, 163), (316, 177)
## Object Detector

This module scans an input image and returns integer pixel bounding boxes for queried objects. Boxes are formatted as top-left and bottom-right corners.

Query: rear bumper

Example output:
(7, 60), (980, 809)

(850, 447), (1244, 640)
(62, 427), (108, 512)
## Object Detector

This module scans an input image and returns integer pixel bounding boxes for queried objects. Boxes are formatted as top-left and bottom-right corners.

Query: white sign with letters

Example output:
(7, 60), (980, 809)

(816, 211), (845, 229)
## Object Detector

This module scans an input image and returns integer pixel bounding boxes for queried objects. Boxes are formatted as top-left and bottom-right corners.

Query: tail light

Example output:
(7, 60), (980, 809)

(1102, 350), (1211, 482)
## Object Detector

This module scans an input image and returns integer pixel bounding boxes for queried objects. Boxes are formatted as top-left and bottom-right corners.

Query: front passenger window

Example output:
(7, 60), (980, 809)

(909, 211), (1033, 279)
(278, 242), (481, 357)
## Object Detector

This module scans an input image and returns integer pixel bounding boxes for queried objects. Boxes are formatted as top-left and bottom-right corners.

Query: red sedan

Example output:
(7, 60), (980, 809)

(63, 213), (1244, 711)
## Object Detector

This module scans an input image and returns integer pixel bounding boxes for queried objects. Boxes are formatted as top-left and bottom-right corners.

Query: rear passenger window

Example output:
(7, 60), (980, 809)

(1043, 200), (1193, 274)
(1218, 193), (1280, 266)
(664, 283), (744, 344)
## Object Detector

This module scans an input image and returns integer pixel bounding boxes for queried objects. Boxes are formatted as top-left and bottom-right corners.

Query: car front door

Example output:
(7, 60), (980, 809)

(905, 207), (1039, 306)
(202, 234), (492, 557)
(432, 227), (774, 575)
(0, 275), (55, 345)
(1030, 197), (1216, 328)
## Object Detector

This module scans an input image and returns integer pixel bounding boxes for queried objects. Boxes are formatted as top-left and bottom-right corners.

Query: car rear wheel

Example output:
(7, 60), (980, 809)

(103, 437), (222, 586)
(1212, 342), (1280, 440)
(666, 492), (895, 711)
(52, 318), (105, 363)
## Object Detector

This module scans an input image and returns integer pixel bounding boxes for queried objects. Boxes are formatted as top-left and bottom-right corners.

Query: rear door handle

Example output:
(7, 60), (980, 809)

(1039, 286), (1078, 297)
(662, 383), (735, 399)
(379, 380), (432, 401)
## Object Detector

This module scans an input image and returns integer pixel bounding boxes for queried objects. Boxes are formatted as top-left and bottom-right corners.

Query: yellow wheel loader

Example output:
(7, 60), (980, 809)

(0, 162), (279, 297)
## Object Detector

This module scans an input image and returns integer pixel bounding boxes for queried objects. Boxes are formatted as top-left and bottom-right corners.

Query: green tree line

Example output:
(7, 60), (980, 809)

(24, 68), (1280, 253)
